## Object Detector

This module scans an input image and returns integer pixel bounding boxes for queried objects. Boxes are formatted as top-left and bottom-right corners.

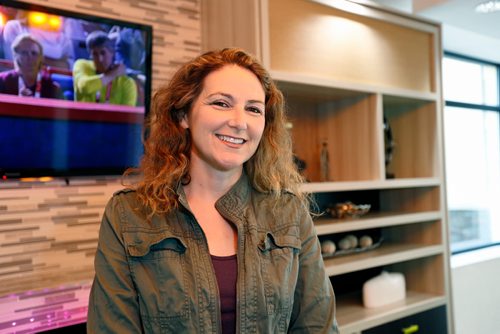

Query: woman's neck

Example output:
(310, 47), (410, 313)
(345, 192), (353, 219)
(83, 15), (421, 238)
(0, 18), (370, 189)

(184, 164), (242, 202)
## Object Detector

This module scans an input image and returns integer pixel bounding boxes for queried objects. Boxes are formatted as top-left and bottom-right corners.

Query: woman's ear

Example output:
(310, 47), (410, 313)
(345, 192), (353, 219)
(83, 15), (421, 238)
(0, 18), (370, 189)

(180, 113), (189, 129)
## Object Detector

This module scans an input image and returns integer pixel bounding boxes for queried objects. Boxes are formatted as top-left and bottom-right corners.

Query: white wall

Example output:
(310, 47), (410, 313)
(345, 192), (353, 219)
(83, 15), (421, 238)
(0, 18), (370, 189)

(451, 246), (500, 333)
(442, 24), (500, 64)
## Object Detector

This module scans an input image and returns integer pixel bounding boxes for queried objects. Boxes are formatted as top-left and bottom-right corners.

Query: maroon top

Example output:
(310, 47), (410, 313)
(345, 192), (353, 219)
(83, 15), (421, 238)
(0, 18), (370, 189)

(0, 69), (62, 99)
(211, 254), (237, 334)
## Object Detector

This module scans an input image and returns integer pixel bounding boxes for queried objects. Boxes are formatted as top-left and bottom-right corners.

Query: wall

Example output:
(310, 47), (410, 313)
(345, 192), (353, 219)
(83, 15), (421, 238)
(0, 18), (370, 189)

(442, 24), (500, 64)
(451, 246), (500, 334)
(0, 0), (200, 332)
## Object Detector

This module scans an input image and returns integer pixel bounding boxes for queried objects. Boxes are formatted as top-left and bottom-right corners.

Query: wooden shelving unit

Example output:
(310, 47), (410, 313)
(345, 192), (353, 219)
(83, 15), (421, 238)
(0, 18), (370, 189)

(336, 291), (447, 333)
(201, 0), (452, 333)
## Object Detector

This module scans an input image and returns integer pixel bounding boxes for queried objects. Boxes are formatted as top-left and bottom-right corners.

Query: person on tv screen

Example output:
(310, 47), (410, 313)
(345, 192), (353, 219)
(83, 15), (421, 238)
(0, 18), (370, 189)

(72, 30), (137, 106)
(2, 11), (74, 69)
(87, 48), (339, 333)
(0, 33), (62, 99)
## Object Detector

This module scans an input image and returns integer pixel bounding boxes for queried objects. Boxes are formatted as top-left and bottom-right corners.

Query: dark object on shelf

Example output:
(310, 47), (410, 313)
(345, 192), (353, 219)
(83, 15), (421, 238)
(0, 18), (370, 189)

(384, 116), (396, 179)
(320, 141), (330, 181)
(362, 305), (448, 334)
(326, 201), (371, 219)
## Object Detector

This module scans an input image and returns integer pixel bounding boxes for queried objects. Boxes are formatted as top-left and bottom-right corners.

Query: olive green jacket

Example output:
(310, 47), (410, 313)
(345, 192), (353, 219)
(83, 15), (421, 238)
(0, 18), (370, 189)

(87, 174), (338, 333)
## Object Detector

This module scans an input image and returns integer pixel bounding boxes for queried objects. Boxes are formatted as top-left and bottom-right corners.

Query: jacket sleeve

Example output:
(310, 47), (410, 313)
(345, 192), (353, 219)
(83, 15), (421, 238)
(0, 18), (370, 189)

(87, 196), (143, 333)
(289, 207), (339, 333)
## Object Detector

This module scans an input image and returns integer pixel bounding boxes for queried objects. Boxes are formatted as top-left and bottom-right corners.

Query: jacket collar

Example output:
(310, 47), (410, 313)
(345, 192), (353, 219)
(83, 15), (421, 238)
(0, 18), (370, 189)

(176, 172), (252, 224)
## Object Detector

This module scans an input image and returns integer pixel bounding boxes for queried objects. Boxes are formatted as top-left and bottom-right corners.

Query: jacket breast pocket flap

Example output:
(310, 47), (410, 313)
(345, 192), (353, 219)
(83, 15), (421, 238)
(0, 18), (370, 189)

(258, 231), (301, 253)
(125, 231), (187, 259)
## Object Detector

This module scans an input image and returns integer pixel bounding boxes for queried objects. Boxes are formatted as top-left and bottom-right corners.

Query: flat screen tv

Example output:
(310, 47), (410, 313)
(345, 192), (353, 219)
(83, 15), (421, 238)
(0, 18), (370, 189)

(0, 0), (152, 179)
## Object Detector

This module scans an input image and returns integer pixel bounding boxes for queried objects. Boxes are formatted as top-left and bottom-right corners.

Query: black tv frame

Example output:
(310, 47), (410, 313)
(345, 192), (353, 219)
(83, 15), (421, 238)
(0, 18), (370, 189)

(0, 0), (153, 180)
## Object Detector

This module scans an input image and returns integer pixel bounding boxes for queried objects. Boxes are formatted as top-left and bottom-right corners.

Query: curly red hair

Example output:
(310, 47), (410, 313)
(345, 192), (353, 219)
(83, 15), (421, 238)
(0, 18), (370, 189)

(126, 48), (305, 214)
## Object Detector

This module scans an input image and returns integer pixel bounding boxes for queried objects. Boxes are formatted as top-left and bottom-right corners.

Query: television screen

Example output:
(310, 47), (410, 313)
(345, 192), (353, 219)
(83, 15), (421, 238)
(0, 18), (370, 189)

(0, 0), (152, 179)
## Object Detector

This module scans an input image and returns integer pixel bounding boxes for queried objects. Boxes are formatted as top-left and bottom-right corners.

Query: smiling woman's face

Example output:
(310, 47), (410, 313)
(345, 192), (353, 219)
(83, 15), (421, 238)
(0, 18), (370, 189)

(181, 64), (266, 174)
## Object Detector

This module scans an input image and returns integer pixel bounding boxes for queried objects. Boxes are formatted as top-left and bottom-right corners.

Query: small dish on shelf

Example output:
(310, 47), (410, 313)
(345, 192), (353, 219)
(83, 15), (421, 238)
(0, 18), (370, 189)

(326, 201), (371, 219)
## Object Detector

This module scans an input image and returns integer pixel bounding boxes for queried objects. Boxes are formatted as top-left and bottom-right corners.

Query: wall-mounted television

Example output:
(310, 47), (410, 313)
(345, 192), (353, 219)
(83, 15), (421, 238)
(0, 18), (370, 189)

(0, 0), (152, 179)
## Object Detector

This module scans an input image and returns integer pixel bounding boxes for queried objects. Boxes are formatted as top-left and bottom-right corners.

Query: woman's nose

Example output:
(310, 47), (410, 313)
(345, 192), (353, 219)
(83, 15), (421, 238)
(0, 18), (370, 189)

(228, 107), (248, 130)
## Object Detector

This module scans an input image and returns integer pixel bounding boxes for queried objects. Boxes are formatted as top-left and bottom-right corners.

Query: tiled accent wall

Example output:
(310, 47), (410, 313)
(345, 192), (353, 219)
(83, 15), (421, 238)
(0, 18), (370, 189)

(0, 179), (122, 333)
(0, 179), (122, 295)
(0, 0), (200, 332)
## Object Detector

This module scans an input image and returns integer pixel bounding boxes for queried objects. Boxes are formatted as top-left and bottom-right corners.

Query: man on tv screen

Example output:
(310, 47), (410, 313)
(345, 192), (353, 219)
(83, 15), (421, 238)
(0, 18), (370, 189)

(72, 30), (137, 106)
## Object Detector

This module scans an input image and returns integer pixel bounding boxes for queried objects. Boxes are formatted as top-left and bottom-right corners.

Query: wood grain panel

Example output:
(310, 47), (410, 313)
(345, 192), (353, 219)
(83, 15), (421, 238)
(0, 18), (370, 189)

(268, 0), (434, 92)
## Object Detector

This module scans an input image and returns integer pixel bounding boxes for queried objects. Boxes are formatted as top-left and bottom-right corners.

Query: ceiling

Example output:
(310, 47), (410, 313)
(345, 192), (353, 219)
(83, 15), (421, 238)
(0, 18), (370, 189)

(369, 0), (500, 62)
(369, 0), (500, 40)
(413, 0), (500, 41)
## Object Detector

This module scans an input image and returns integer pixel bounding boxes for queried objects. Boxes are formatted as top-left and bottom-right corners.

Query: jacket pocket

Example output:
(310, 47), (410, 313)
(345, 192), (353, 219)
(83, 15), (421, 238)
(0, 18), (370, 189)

(124, 230), (190, 326)
(258, 230), (301, 316)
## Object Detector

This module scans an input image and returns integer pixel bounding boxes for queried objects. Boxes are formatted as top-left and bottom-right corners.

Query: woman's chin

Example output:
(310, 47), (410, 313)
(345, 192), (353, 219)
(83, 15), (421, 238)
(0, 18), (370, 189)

(212, 158), (246, 173)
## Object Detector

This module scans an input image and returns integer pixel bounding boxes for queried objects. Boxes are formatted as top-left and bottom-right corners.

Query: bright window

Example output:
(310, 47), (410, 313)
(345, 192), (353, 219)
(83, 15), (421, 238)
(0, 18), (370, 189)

(443, 57), (498, 106)
(443, 54), (500, 253)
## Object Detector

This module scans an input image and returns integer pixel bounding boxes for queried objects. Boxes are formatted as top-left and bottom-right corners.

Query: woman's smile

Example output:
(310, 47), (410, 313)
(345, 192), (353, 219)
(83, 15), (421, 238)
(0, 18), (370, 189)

(216, 134), (247, 145)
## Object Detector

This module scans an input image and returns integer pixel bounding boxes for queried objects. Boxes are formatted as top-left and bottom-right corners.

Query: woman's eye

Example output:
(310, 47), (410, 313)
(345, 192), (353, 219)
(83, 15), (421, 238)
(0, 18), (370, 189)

(248, 107), (264, 115)
(212, 100), (230, 108)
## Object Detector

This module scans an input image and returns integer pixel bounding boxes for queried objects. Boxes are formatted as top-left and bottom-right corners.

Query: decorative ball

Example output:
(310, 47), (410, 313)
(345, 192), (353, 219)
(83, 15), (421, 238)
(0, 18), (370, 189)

(338, 237), (352, 250)
(359, 235), (373, 248)
(345, 234), (359, 248)
(321, 240), (336, 255)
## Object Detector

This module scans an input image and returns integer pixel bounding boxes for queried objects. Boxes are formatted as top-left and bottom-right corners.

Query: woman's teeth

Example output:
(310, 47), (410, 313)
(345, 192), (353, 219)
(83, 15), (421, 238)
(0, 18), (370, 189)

(217, 135), (244, 144)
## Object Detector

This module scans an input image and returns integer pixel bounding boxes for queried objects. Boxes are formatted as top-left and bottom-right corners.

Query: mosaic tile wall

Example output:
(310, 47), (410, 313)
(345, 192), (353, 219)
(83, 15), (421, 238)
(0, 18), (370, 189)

(0, 0), (200, 332)
(0, 179), (123, 333)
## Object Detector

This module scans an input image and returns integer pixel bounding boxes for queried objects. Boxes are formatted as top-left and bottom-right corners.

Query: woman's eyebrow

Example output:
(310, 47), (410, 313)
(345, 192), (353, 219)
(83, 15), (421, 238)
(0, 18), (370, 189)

(247, 99), (265, 106)
(206, 92), (234, 101)
(207, 92), (264, 105)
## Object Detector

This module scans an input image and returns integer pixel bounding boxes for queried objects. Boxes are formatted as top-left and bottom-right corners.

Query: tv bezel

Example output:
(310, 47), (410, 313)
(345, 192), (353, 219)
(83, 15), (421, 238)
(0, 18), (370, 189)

(0, 0), (153, 179)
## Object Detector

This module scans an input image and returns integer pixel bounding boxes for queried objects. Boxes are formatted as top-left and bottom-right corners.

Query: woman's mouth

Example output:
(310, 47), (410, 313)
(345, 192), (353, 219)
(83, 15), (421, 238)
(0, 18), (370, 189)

(216, 134), (246, 144)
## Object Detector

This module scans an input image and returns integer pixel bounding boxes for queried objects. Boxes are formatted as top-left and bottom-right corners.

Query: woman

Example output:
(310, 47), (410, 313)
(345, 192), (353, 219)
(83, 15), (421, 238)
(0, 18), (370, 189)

(87, 48), (338, 333)
(0, 33), (62, 98)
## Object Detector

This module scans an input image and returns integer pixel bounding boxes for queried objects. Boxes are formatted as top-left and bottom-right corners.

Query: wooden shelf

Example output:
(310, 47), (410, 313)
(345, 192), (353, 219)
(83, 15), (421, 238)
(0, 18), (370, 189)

(324, 244), (444, 276)
(337, 291), (447, 333)
(314, 210), (442, 235)
(300, 178), (441, 193)
(272, 70), (439, 101)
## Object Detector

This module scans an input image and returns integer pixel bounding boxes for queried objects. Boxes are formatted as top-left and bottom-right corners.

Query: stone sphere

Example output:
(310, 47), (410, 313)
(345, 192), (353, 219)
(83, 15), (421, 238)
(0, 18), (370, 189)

(321, 240), (336, 255)
(359, 235), (373, 248)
